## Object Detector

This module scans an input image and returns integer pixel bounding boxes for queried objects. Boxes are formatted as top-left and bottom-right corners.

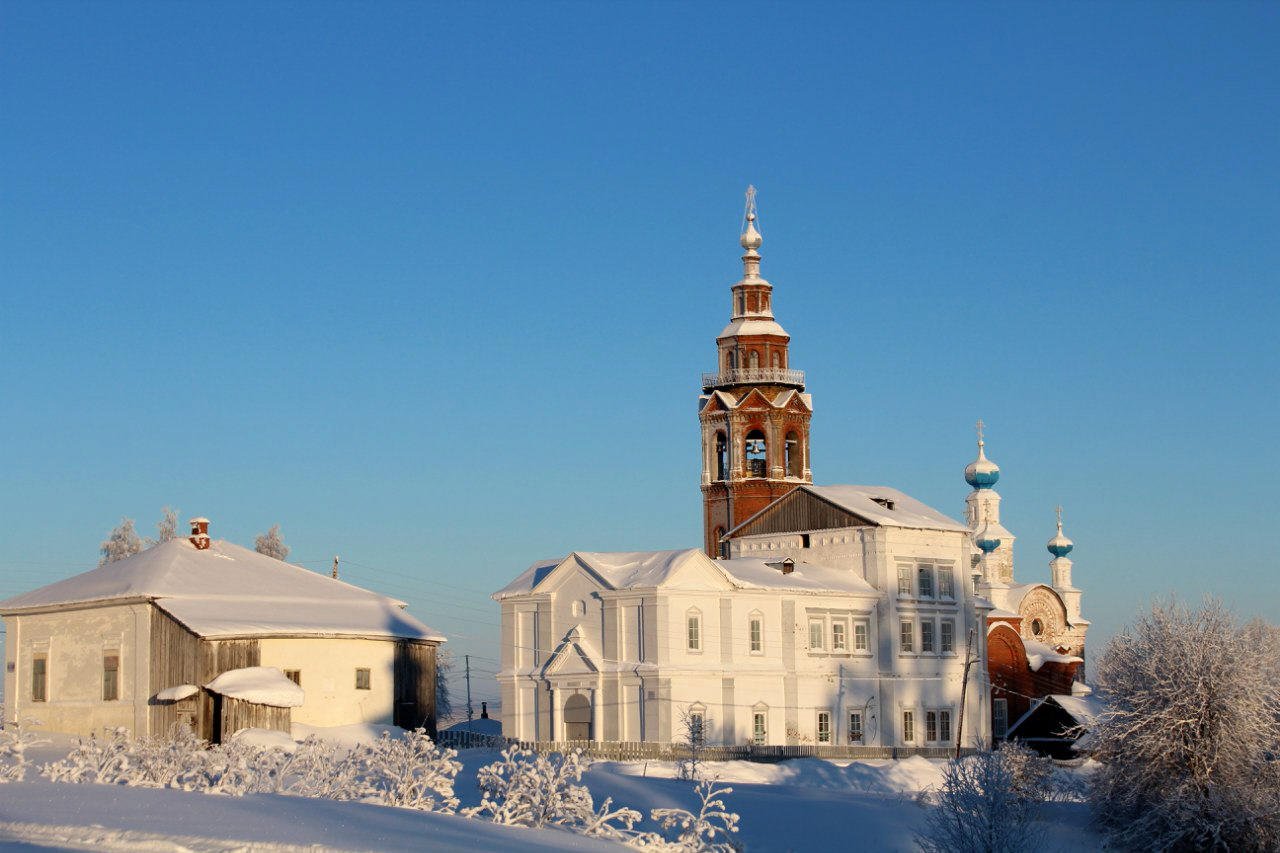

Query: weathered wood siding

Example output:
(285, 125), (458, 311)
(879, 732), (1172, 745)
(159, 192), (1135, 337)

(217, 695), (291, 742)
(199, 639), (259, 742)
(394, 640), (438, 734)
(148, 607), (202, 737)
(730, 489), (872, 538)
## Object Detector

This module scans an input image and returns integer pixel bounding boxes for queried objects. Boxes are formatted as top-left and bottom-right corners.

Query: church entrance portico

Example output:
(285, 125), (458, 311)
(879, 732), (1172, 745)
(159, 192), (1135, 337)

(563, 692), (592, 740)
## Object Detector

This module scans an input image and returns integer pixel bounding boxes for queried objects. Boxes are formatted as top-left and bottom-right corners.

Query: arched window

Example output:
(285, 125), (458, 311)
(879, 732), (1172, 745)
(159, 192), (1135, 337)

(747, 350), (760, 369)
(785, 431), (802, 478)
(728, 349), (738, 369)
(745, 429), (767, 478)
(715, 432), (728, 480)
(564, 693), (592, 741)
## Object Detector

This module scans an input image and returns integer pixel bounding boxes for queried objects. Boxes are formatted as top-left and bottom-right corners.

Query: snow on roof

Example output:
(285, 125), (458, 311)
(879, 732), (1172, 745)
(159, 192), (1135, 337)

(788, 485), (968, 533)
(716, 557), (878, 595)
(0, 538), (445, 642)
(1051, 693), (1105, 728)
(717, 318), (790, 339)
(155, 684), (198, 702)
(205, 667), (304, 708)
(495, 549), (877, 598)
(1024, 638), (1083, 672)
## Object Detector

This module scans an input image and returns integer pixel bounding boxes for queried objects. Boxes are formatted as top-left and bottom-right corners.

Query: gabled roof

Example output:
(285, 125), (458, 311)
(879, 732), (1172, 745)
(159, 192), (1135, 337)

(494, 548), (877, 599)
(726, 484), (968, 540)
(0, 538), (444, 642)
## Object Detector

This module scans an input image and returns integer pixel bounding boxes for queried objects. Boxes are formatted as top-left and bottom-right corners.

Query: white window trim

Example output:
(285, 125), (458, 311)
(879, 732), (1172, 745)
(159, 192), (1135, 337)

(853, 619), (870, 653)
(831, 619), (848, 653)
(686, 608), (703, 653)
(847, 710), (864, 744)
(901, 709), (916, 743)
(938, 565), (956, 599)
(899, 618), (915, 654)
(808, 618), (825, 652)
(816, 710), (832, 744)
(896, 564), (913, 596)
(940, 619), (956, 655)
(917, 564), (935, 599)
(748, 611), (764, 656)
(920, 618), (936, 655)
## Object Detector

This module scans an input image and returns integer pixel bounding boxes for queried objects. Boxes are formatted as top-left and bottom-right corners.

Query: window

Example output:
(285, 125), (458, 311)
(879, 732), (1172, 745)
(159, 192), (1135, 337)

(809, 619), (825, 651)
(902, 710), (915, 742)
(848, 712), (864, 744)
(941, 620), (955, 654)
(752, 711), (767, 744)
(939, 567), (955, 599)
(745, 429), (767, 477)
(785, 431), (802, 478)
(687, 610), (702, 652)
(817, 712), (831, 744)
(1031, 618), (1044, 637)
(749, 614), (763, 654)
(31, 654), (47, 703)
(102, 652), (119, 701)
(926, 711), (938, 742)
(831, 621), (847, 652)
(900, 619), (914, 653)
(918, 565), (934, 598)
(993, 698), (1008, 739)
(897, 565), (912, 595)
(939, 710), (952, 743)
(355, 668), (371, 690)
(748, 350), (759, 368)
(284, 669), (302, 686)
(571, 599), (586, 617)
(714, 432), (728, 480)
(921, 620), (935, 654)
(854, 621), (869, 651)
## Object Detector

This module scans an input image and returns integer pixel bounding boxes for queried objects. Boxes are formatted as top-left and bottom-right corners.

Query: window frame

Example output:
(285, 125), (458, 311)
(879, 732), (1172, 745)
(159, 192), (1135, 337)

(355, 667), (372, 690)
(847, 711), (864, 744)
(917, 565), (935, 598)
(102, 650), (120, 702)
(902, 710), (915, 743)
(831, 620), (848, 653)
(921, 619), (935, 654)
(925, 710), (938, 742)
(939, 709), (952, 743)
(899, 618), (915, 654)
(816, 711), (832, 744)
(993, 697), (1009, 739)
(752, 710), (767, 745)
(748, 612), (764, 655)
(897, 565), (913, 596)
(940, 619), (955, 654)
(938, 566), (955, 599)
(808, 618), (825, 652)
(31, 654), (47, 703)
(853, 620), (869, 652)
(686, 608), (703, 653)
(284, 669), (302, 686)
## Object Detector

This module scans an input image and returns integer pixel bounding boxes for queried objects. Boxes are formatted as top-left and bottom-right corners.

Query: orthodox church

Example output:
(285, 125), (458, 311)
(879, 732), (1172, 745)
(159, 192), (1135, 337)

(493, 188), (1088, 749)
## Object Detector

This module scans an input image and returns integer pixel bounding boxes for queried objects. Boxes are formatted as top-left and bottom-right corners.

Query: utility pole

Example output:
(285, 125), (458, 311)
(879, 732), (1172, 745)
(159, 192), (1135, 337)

(955, 628), (976, 760)
(464, 654), (474, 722)
(331, 555), (340, 579)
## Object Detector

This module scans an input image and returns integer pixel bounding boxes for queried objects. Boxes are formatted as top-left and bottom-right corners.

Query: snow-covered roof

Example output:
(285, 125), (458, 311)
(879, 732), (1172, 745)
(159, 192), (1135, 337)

(0, 538), (445, 642)
(1051, 692), (1104, 728)
(741, 484), (969, 534)
(1024, 638), (1083, 672)
(205, 666), (304, 708)
(155, 684), (198, 702)
(495, 548), (877, 599)
(717, 318), (790, 339)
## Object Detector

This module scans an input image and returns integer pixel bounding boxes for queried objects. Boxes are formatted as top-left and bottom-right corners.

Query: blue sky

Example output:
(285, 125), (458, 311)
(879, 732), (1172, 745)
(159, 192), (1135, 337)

(2, 1), (1277, 704)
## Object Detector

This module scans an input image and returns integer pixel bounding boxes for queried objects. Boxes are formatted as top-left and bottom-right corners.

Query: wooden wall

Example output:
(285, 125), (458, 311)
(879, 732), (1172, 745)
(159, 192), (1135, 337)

(394, 640), (438, 735)
(731, 489), (871, 538)
(218, 696), (291, 742)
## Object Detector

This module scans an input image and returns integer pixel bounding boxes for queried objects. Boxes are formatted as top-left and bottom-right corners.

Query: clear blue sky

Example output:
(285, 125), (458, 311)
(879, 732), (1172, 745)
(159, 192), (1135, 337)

(2, 2), (1277, 705)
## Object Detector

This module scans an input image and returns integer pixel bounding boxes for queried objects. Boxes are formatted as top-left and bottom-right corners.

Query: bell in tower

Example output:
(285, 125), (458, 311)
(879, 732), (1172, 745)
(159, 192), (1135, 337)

(698, 186), (813, 558)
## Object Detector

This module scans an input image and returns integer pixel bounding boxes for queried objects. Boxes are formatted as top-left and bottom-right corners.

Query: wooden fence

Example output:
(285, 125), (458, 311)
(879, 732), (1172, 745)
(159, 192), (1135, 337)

(436, 730), (970, 762)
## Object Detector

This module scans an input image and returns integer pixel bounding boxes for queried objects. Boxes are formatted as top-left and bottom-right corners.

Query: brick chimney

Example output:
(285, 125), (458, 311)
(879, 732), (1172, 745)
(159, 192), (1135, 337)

(189, 517), (211, 550)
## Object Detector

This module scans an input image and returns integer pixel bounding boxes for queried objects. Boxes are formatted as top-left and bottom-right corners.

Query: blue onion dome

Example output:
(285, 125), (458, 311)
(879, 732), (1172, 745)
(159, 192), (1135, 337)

(965, 440), (1000, 489)
(1047, 517), (1074, 558)
(974, 520), (1002, 554)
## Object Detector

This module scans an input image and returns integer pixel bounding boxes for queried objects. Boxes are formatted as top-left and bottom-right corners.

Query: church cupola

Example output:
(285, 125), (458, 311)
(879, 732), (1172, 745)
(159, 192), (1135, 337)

(699, 186), (813, 557)
(964, 420), (1016, 583)
(1047, 508), (1074, 558)
(964, 435), (1000, 489)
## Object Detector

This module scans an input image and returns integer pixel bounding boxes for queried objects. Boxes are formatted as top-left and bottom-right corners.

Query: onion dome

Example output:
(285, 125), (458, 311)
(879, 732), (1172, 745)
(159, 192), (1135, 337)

(965, 439), (1000, 489)
(974, 519), (1002, 554)
(1047, 509), (1074, 558)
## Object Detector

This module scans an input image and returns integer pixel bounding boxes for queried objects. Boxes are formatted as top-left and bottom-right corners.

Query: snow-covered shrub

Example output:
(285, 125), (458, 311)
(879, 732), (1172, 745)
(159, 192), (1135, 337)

(133, 724), (207, 788)
(349, 729), (462, 812)
(916, 749), (1043, 853)
(649, 779), (742, 852)
(675, 707), (709, 782)
(42, 728), (135, 785)
(1089, 598), (1280, 852)
(465, 745), (645, 840)
(994, 740), (1052, 802)
(0, 717), (50, 783)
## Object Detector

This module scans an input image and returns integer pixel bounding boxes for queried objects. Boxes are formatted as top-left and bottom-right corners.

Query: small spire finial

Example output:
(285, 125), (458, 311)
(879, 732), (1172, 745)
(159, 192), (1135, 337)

(1055, 505), (1064, 531)
(975, 418), (985, 446)
(740, 185), (763, 252)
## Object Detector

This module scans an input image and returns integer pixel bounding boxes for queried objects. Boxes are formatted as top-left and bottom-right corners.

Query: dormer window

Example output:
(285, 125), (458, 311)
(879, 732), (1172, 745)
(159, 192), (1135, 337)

(871, 497), (895, 511)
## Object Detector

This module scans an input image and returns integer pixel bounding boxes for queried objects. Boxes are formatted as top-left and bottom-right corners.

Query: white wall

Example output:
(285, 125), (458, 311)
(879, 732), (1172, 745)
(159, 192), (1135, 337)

(258, 637), (398, 728)
(2, 604), (150, 736)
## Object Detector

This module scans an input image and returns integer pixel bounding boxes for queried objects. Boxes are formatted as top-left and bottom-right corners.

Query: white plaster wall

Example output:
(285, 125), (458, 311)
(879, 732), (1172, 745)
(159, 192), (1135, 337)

(3, 605), (150, 736)
(257, 637), (397, 728)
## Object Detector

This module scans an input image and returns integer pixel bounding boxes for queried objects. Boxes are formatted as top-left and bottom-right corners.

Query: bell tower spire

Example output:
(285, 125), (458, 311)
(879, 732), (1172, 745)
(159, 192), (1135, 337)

(699, 186), (813, 558)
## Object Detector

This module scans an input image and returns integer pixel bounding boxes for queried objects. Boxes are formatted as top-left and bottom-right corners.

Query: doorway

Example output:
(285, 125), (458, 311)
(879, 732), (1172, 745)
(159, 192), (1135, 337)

(564, 693), (591, 740)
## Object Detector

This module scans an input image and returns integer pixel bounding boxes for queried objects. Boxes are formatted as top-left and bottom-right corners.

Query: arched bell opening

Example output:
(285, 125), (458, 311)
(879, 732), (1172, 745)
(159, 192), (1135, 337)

(785, 431), (803, 478)
(745, 429), (768, 478)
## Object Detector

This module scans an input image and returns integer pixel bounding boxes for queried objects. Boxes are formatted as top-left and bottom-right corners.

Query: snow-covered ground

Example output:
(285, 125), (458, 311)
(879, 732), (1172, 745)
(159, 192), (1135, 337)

(0, 729), (1101, 852)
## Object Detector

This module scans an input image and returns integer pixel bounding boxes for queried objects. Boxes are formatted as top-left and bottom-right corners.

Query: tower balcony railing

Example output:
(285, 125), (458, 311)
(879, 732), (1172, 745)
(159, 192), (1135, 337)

(702, 367), (806, 390)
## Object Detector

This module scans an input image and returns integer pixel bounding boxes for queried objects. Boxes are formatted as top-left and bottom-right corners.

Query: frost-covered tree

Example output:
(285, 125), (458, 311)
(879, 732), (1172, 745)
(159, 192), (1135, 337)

(98, 518), (145, 566)
(650, 779), (742, 852)
(1089, 598), (1280, 852)
(0, 717), (50, 783)
(675, 706), (709, 782)
(916, 748), (1043, 853)
(154, 506), (179, 544)
(435, 647), (455, 723)
(254, 524), (289, 561)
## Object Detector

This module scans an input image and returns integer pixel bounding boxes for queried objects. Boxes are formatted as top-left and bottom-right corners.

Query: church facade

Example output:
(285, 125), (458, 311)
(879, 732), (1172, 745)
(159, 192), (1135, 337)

(493, 188), (1087, 749)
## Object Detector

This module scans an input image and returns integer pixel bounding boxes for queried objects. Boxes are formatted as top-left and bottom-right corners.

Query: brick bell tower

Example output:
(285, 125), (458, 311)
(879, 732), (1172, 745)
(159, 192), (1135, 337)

(699, 186), (813, 558)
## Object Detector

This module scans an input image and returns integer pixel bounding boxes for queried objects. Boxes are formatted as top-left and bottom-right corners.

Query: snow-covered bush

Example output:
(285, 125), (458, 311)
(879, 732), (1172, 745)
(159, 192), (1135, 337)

(465, 745), (644, 840)
(347, 729), (462, 812)
(649, 779), (742, 852)
(254, 524), (290, 560)
(916, 749), (1043, 853)
(994, 740), (1052, 802)
(43, 728), (135, 785)
(1089, 598), (1280, 852)
(0, 717), (50, 783)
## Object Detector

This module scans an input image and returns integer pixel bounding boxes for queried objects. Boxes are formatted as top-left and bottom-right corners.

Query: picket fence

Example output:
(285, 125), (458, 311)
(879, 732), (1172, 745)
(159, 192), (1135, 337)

(435, 730), (971, 762)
